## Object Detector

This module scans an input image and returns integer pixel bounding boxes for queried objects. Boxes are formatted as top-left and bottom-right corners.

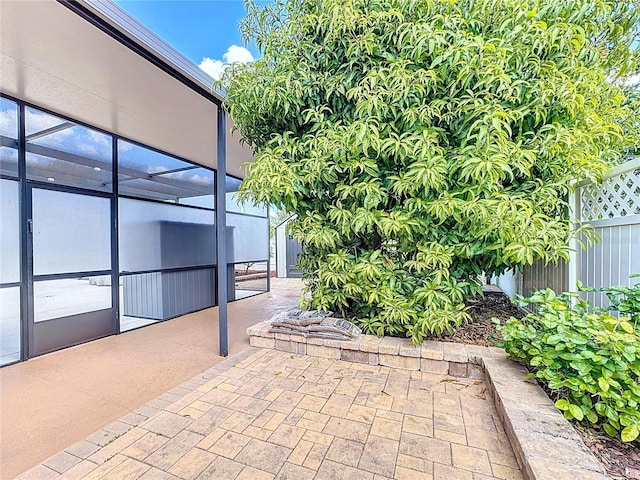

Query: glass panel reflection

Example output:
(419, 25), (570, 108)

(226, 176), (267, 216)
(0, 98), (18, 178)
(119, 198), (215, 272)
(1, 180), (20, 283)
(25, 107), (113, 192)
(119, 267), (215, 328)
(0, 286), (21, 365)
(118, 140), (214, 206)
(233, 261), (268, 300)
(32, 189), (111, 275)
(119, 140), (188, 174)
(34, 278), (111, 322)
(227, 213), (269, 263)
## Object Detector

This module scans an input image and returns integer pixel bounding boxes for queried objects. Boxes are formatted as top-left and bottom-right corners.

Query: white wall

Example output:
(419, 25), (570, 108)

(494, 270), (519, 298)
(276, 224), (288, 278)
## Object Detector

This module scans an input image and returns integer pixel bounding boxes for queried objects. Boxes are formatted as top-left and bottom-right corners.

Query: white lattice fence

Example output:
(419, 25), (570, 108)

(579, 161), (640, 221)
(570, 158), (640, 308)
(495, 158), (640, 305)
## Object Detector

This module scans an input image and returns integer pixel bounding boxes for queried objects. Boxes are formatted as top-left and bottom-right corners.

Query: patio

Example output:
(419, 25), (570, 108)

(2, 277), (526, 480)
(0, 279), (300, 479)
(14, 348), (522, 480)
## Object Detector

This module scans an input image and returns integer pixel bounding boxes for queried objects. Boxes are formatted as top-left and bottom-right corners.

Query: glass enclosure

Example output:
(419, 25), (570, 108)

(1, 176), (21, 365)
(226, 176), (270, 300)
(0, 287), (20, 365)
(25, 107), (113, 192)
(1, 180), (20, 283)
(118, 141), (218, 331)
(0, 95), (269, 363)
(118, 140), (215, 206)
(25, 108), (114, 356)
(0, 98), (18, 178)
(119, 198), (215, 273)
(34, 278), (112, 323)
(32, 189), (111, 275)
(0, 99), (21, 365)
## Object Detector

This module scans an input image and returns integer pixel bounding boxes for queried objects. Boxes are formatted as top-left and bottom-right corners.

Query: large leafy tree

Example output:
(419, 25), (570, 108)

(221, 0), (640, 342)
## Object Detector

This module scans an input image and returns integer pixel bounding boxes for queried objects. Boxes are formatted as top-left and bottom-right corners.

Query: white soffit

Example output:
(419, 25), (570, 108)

(0, 0), (252, 176)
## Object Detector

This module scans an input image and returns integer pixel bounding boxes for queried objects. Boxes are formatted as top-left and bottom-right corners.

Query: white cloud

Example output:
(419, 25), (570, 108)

(0, 109), (17, 138)
(626, 73), (640, 88)
(199, 45), (254, 80)
(25, 109), (73, 139)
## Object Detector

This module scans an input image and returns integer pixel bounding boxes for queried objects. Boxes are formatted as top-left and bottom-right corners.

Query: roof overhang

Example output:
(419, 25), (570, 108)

(0, 0), (252, 177)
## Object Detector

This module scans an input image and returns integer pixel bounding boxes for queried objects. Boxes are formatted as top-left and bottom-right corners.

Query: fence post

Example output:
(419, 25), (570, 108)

(567, 190), (579, 293)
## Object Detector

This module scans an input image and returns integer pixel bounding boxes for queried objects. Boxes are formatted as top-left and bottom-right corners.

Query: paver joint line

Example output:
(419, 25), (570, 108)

(247, 327), (612, 480)
(19, 333), (607, 480)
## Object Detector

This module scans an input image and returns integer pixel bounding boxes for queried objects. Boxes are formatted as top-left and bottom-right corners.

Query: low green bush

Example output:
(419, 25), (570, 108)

(496, 287), (640, 443)
(579, 274), (640, 331)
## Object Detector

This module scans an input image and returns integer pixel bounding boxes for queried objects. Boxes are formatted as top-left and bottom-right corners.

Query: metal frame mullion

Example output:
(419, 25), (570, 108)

(117, 193), (215, 212)
(120, 264), (217, 277)
(112, 136), (120, 334)
(25, 179), (113, 198)
(228, 259), (270, 266)
(23, 177), (35, 359)
(17, 103), (31, 361)
(33, 270), (112, 282)
(226, 211), (269, 220)
(16, 102), (33, 360)
(266, 205), (271, 293)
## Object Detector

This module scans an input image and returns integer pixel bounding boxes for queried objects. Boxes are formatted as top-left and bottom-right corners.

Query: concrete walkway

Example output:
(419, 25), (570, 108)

(16, 348), (523, 480)
(0, 279), (301, 479)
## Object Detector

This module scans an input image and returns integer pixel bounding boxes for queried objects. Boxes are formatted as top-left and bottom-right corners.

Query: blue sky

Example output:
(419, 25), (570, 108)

(114, 1), (260, 78)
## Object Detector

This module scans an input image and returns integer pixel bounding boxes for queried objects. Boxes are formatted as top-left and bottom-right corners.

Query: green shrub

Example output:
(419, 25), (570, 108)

(221, 0), (640, 342)
(579, 275), (640, 330)
(497, 288), (640, 442)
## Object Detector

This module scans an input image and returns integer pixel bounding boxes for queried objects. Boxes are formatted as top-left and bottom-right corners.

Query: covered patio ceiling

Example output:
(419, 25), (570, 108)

(0, 0), (252, 177)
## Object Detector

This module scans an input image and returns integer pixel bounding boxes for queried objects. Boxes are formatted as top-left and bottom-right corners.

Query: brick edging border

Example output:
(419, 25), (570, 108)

(247, 322), (610, 480)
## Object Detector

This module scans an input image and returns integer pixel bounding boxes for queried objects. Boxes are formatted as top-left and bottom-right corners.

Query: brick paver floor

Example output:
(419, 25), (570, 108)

(19, 348), (523, 480)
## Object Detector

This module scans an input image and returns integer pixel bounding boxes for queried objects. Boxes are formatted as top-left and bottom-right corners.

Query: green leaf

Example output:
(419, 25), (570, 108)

(568, 404), (584, 421)
(603, 423), (619, 437)
(619, 321), (634, 334)
(554, 399), (570, 411)
(597, 377), (609, 392)
(621, 425), (639, 442)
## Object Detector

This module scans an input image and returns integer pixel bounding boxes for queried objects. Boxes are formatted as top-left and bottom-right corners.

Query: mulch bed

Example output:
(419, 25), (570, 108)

(576, 424), (640, 479)
(427, 291), (522, 346)
(427, 290), (640, 479)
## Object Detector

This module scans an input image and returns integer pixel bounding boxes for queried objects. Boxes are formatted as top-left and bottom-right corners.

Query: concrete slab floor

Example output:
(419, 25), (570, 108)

(0, 279), (302, 480)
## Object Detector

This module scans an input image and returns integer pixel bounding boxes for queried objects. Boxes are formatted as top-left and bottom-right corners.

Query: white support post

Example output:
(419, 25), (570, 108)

(567, 190), (579, 293)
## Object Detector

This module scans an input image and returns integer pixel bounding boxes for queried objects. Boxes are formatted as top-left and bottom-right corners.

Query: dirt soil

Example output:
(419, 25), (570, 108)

(428, 290), (640, 479)
(576, 424), (640, 479)
(427, 291), (523, 346)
